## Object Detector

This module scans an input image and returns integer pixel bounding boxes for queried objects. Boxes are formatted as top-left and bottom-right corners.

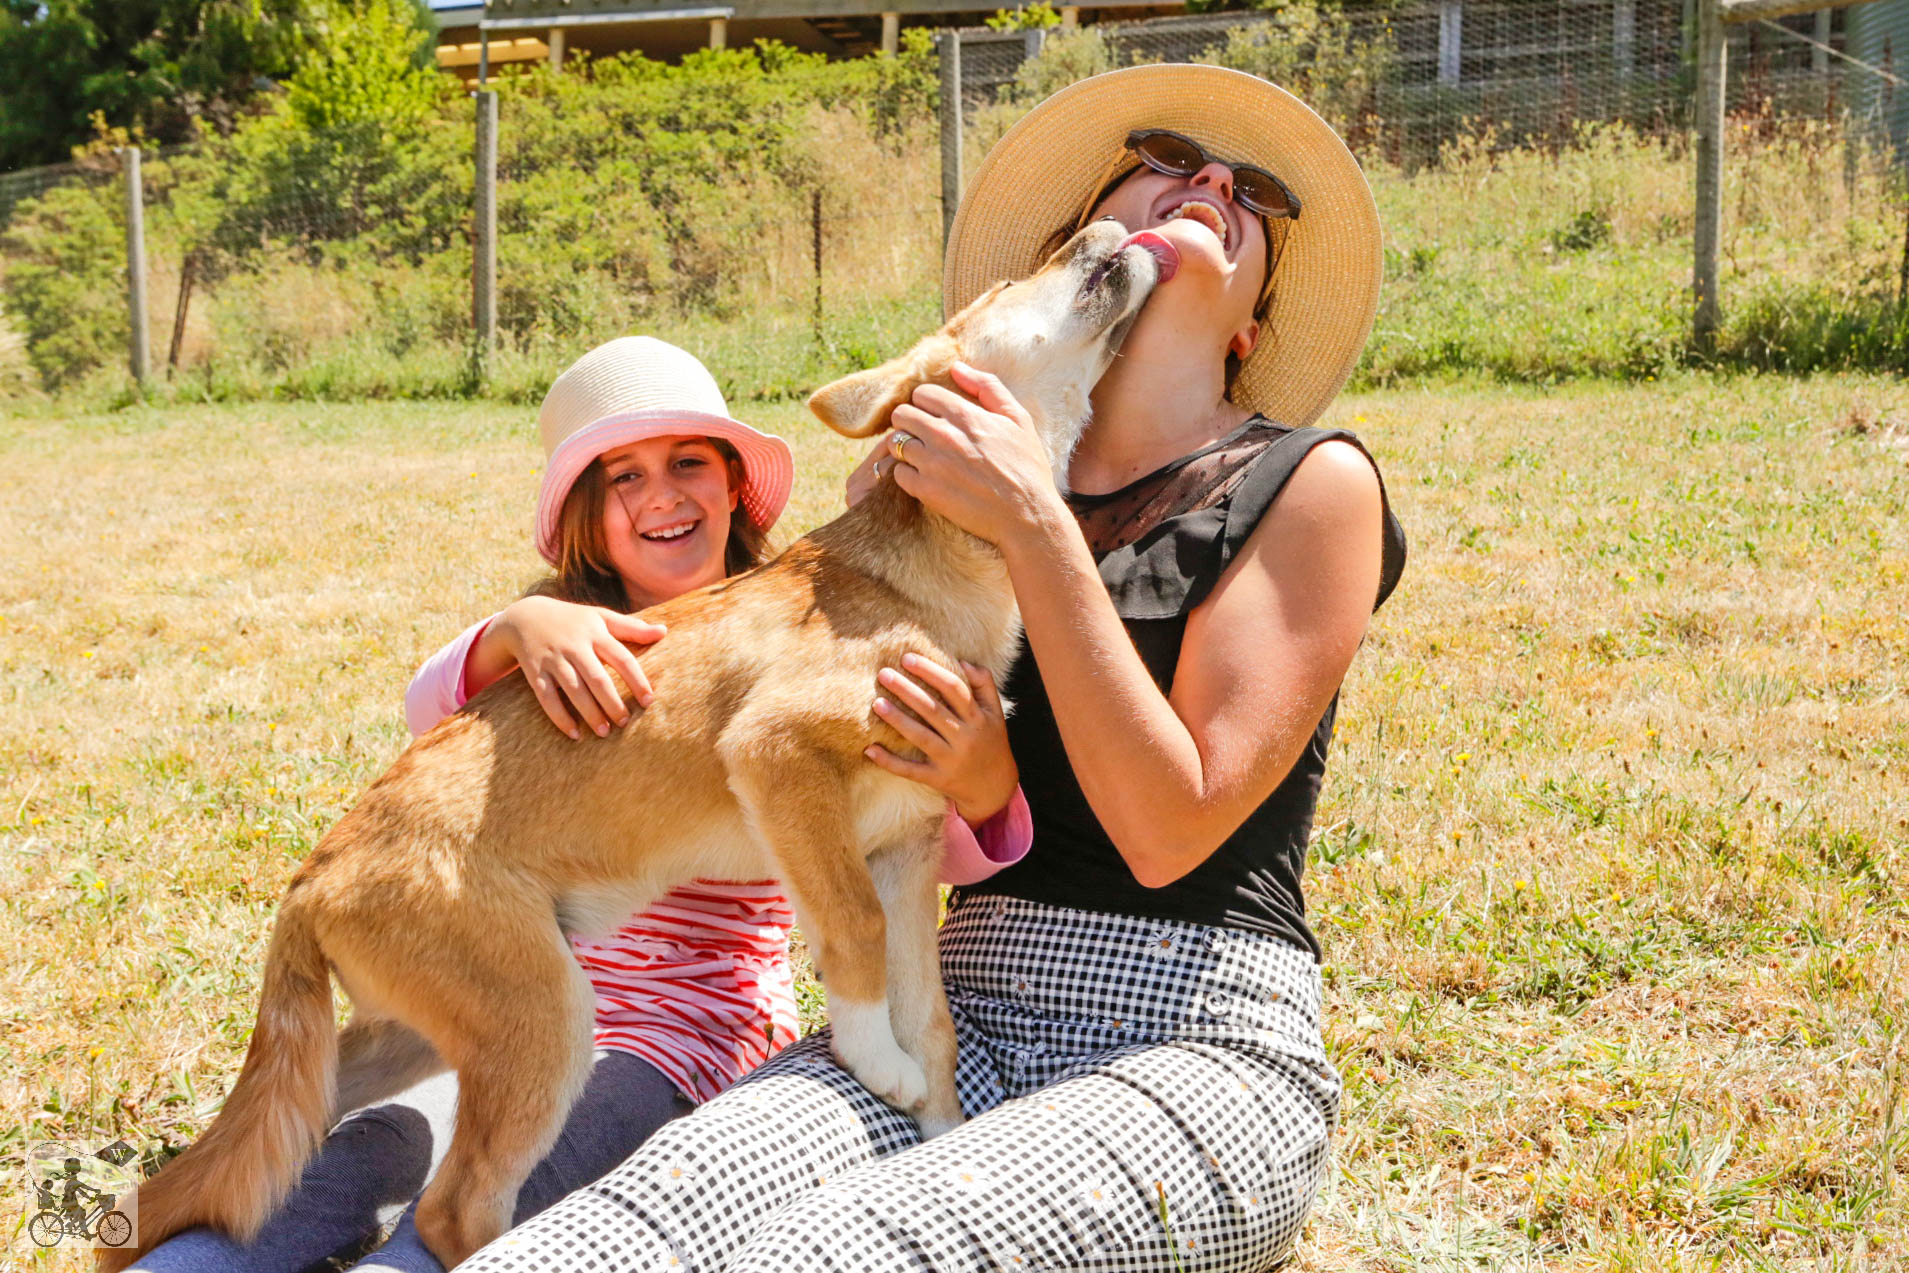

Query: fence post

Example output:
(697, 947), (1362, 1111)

(1438, 0), (1463, 86)
(1692, 0), (1725, 353)
(123, 147), (148, 388)
(811, 188), (824, 351)
(938, 31), (963, 255)
(473, 90), (499, 381)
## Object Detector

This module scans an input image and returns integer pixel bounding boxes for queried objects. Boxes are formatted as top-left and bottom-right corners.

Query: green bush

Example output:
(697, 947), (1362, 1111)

(4, 15), (1904, 404)
(0, 33), (939, 400)
(1, 175), (125, 389)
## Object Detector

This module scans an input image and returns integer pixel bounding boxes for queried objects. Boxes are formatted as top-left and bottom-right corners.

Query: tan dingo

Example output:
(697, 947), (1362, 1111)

(105, 219), (1162, 1271)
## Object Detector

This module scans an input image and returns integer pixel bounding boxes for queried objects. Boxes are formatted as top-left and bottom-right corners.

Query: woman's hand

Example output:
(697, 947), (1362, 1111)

(491, 595), (666, 740)
(865, 653), (1018, 826)
(886, 362), (1072, 548)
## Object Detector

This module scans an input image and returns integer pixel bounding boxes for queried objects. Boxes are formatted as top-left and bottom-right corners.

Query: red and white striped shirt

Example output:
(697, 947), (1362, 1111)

(568, 878), (797, 1102)
(405, 616), (1031, 1103)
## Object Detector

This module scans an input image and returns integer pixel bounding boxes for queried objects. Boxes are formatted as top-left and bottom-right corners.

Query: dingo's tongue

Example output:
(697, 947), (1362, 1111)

(1118, 231), (1179, 285)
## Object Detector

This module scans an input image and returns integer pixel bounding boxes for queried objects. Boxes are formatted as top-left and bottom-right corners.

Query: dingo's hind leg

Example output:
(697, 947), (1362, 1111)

(331, 1018), (445, 1121)
(410, 923), (596, 1268)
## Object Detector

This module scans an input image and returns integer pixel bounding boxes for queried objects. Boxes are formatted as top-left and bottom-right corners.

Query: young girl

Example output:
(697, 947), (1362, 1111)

(128, 336), (1030, 1273)
(451, 65), (1407, 1273)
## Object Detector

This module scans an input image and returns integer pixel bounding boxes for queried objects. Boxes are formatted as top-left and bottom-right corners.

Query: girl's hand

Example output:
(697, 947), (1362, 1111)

(493, 596), (666, 740)
(844, 435), (887, 508)
(865, 653), (1018, 825)
(886, 362), (1071, 548)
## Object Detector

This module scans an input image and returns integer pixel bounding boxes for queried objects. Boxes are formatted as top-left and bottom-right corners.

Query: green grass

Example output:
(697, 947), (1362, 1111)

(1363, 124), (1909, 385)
(2, 373), (1907, 1269)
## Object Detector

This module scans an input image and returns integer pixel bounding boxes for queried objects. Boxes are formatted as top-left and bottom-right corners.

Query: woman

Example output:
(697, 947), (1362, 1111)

(126, 337), (1028, 1273)
(454, 64), (1406, 1272)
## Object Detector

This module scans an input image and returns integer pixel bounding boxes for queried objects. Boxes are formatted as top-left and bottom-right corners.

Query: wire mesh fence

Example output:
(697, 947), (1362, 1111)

(953, 0), (1907, 381)
(958, 0), (1900, 161)
(0, 68), (945, 402)
(1, 0), (1904, 403)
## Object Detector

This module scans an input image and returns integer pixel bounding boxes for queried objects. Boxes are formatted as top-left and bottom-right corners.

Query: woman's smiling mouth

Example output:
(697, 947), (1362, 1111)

(1156, 196), (1230, 250)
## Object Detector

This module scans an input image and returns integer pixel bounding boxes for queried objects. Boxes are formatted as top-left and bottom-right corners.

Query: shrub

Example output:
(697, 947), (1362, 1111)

(1, 174), (125, 389)
(0, 36), (939, 398)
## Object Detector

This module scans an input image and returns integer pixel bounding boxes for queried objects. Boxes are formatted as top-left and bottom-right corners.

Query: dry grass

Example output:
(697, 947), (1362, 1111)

(3, 372), (1906, 1269)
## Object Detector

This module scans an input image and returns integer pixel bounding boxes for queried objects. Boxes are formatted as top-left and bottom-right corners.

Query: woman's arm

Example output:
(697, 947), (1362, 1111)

(1010, 442), (1381, 885)
(889, 364), (1383, 887)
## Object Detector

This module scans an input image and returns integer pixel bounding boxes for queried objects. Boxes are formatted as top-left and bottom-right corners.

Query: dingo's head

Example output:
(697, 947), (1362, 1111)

(808, 220), (1163, 488)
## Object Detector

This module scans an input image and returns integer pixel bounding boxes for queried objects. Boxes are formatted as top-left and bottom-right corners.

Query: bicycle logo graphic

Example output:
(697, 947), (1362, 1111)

(23, 1140), (139, 1251)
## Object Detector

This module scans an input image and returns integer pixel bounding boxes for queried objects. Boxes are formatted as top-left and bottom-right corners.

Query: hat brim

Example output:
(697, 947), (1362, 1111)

(535, 409), (796, 565)
(944, 64), (1381, 429)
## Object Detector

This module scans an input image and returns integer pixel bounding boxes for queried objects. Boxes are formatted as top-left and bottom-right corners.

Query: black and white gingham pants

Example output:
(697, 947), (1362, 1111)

(457, 894), (1339, 1272)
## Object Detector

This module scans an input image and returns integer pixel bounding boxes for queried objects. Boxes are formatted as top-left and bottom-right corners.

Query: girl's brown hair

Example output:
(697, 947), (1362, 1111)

(529, 438), (771, 609)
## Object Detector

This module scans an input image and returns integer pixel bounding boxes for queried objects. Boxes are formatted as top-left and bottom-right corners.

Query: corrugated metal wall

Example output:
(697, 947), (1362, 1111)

(1846, 0), (1909, 156)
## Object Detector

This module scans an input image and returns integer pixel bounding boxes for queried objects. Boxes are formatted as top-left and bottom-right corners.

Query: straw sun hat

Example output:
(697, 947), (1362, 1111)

(534, 336), (794, 565)
(944, 64), (1382, 429)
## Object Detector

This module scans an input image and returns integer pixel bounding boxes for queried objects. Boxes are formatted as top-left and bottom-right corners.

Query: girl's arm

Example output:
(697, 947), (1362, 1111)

(405, 616), (495, 737)
(862, 651), (1033, 884)
(889, 364), (1384, 887)
(411, 607), (1033, 879)
(939, 786), (1032, 886)
(404, 598), (666, 739)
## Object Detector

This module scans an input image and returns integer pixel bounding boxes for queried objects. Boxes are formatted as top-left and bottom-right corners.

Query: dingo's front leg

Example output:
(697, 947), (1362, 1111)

(869, 840), (964, 1136)
(726, 744), (928, 1117)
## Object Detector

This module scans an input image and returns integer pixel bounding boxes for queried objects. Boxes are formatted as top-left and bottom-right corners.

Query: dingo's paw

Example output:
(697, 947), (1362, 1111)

(829, 1000), (928, 1110)
(844, 1041), (930, 1112)
(916, 1108), (965, 1140)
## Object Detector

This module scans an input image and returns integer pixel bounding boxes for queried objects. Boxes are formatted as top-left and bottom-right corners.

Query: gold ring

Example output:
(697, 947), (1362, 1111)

(891, 432), (916, 462)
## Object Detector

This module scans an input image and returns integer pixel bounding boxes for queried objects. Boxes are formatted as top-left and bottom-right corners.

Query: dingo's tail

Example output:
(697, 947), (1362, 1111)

(99, 900), (336, 1272)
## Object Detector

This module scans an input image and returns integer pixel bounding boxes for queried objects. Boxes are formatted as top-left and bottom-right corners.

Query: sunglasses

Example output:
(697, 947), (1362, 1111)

(1075, 129), (1303, 234)
(1073, 129), (1301, 312)
(1130, 129), (1302, 220)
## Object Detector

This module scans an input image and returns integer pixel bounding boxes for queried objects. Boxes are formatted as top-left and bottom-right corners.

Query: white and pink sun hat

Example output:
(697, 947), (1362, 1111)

(535, 337), (795, 565)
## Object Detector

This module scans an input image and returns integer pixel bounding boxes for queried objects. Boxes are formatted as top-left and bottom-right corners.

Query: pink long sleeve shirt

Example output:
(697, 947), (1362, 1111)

(405, 616), (1031, 1101)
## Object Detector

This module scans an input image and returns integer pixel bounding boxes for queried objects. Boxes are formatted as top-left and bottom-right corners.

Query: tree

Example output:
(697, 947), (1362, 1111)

(287, 0), (442, 135)
(0, 0), (435, 172)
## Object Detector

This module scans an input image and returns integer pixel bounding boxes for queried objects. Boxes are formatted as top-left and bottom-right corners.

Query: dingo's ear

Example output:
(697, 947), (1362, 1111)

(807, 356), (919, 439)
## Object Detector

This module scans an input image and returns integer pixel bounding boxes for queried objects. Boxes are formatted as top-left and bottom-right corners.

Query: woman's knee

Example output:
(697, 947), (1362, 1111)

(728, 1182), (929, 1273)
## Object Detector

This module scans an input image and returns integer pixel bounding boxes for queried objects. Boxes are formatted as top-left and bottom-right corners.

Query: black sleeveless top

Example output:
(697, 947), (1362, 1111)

(967, 418), (1407, 961)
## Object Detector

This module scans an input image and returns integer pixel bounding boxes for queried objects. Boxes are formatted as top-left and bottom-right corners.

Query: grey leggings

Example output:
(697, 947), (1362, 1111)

(128, 1049), (690, 1273)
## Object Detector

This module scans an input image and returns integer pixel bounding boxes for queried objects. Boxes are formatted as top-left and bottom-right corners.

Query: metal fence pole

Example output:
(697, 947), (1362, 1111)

(1438, 0), (1463, 86)
(938, 31), (963, 256)
(123, 147), (148, 387)
(473, 90), (499, 378)
(1692, 0), (1726, 352)
(811, 187), (824, 350)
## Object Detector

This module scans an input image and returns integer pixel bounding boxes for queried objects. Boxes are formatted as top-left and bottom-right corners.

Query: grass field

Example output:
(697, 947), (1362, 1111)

(2, 372), (1906, 1270)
